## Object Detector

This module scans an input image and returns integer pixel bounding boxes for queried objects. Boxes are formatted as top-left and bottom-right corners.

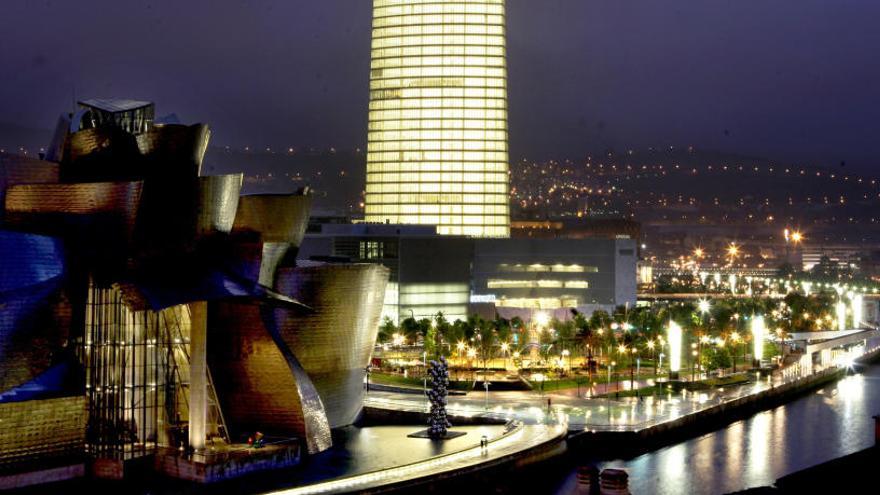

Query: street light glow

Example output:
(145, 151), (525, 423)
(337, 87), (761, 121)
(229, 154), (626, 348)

(852, 293), (863, 328)
(727, 243), (740, 258)
(667, 321), (683, 373)
(535, 311), (550, 328)
(698, 299), (711, 314)
(752, 316), (766, 363)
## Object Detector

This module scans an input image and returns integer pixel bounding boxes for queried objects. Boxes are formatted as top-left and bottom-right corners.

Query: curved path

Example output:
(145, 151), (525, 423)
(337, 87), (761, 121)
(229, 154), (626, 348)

(267, 420), (567, 495)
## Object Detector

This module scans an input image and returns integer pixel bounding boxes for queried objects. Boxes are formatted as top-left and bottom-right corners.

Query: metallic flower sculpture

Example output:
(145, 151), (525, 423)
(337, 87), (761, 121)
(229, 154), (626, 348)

(426, 357), (452, 439)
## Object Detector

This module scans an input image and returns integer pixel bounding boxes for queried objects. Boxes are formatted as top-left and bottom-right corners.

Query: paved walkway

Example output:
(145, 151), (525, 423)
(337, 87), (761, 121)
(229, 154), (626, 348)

(266, 420), (567, 495)
(366, 358), (848, 433)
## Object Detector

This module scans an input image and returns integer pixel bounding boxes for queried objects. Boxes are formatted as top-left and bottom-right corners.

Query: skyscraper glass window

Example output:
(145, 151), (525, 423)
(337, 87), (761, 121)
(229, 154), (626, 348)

(366, 0), (511, 238)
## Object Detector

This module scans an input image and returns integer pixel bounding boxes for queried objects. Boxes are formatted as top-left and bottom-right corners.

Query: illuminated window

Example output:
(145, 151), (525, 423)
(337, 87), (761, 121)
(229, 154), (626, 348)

(497, 263), (599, 273)
(359, 241), (385, 260)
(495, 297), (580, 309)
(366, 0), (511, 238)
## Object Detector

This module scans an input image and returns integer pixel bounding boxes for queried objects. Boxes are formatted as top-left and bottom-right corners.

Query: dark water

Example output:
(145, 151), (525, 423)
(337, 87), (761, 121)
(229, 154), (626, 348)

(552, 363), (880, 495)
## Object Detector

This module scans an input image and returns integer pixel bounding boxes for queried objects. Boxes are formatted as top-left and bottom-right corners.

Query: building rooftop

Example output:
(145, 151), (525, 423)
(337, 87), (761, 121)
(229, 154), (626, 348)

(78, 98), (153, 113)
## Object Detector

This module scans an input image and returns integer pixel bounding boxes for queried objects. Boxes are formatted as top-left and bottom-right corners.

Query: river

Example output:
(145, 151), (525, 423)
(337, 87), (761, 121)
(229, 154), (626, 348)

(552, 363), (880, 494)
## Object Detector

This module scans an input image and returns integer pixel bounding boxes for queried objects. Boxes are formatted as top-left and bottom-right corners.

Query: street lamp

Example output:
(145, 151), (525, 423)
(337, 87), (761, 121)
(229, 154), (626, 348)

(730, 331), (741, 372)
(852, 293), (864, 329)
(501, 342), (510, 370)
(608, 361), (617, 394)
(667, 321), (683, 380)
(698, 299), (711, 315)
(752, 315), (766, 368)
(630, 347), (638, 392)
(456, 341), (466, 367)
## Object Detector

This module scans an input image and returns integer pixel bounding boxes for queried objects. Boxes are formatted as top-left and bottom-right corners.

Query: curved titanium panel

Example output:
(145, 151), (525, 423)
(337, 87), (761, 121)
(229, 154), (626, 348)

(1, 155), (60, 221)
(196, 174), (243, 236)
(207, 301), (331, 454)
(4, 181), (143, 238)
(273, 264), (389, 427)
(0, 231), (68, 393)
(136, 124), (211, 177)
(0, 280), (70, 393)
(0, 231), (64, 294)
(0, 155), (59, 186)
(66, 126), (141, 166)
(232, 194), (312, 246)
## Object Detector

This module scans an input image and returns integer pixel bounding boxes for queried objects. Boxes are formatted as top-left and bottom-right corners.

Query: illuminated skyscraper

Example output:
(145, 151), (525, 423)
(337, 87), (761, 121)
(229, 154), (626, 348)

(366, 0), (511, 238)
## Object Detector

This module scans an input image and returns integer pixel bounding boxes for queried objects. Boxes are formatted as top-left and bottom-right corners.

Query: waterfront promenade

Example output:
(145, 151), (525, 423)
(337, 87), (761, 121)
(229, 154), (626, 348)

(367, 337), (880, 435)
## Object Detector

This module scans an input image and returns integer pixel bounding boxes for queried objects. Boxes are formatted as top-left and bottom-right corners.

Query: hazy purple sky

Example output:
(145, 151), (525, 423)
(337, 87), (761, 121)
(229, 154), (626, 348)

(1, 0), (879, 169)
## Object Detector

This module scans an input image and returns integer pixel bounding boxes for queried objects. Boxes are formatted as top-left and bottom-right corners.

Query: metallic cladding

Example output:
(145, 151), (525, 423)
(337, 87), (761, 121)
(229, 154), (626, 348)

(233, 194), (313, 245)
(0, 230), (64, 293)
(4, 181), (144, 240)
(196, 174), (243, 236)
(273, 264), (390, 427)
(207, 301), (332, 454)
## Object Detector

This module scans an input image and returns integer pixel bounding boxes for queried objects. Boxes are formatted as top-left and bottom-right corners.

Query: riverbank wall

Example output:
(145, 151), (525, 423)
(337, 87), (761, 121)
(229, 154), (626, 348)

(569, 348), (880, 457)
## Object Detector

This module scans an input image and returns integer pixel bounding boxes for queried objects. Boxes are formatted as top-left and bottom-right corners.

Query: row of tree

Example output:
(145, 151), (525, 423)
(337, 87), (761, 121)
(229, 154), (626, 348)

(377, 292), (839, 370)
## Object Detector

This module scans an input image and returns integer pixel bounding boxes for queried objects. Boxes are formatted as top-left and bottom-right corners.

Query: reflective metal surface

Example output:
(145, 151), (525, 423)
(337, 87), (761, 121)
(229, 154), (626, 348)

(273, 264), (390, 427)
(136, 124), (211, 177)
(0, 231), (69, 392)
(4, 181), (144, 240)
(233, 194), (312, 245)
(207, 301), (332, 454)
(231, 193), (312, 286)
(196, 174), (243, 235)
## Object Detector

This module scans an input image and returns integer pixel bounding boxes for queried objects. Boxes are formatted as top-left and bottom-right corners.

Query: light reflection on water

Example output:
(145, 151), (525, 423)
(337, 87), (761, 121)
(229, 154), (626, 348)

(556, 365), (879, 495)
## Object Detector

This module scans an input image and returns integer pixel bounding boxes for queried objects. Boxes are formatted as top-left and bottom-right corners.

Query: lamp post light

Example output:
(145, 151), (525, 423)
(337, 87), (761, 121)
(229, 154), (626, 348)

(608, 361), (617, 394)
(630, 347), (638, 393)
(730, 332), (741, 372)
(456, 341), (466, 368)
(667, 321), (683, 380)
(483, 380), (490, 410)
(647, 340), (656, 378)
(562, 349), (571, 373)
(699, 335), (711, 380)
(852, 293), (864, 329)
(501, 342), (510, 371)
(467, 347), (477, 381)
(752, 315), (766, 369)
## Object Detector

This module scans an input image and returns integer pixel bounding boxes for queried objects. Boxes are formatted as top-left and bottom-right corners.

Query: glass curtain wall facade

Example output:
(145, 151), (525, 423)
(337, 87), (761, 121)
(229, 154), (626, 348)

(366, 0), (511, 238)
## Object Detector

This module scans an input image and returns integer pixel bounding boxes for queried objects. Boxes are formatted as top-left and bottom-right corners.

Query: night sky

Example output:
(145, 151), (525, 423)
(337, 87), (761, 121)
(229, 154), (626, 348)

(2, 0), (879, 170)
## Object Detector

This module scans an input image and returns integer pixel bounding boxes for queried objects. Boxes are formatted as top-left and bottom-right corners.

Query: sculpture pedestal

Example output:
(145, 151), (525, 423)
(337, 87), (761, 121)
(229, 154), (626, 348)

(407, 430), (467, 440)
